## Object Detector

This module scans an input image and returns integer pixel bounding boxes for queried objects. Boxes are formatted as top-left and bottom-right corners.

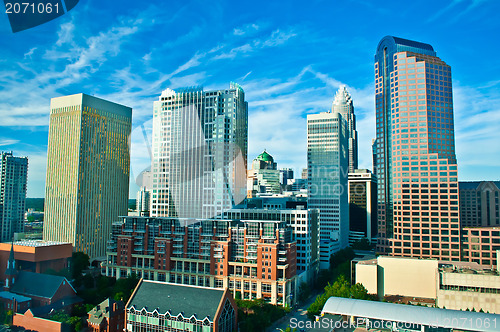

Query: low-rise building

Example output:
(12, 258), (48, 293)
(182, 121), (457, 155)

(103, 216), (297, 306)
(355, 255), (500, 313)
(87, 298), (125, 332)
(0, 240), (72, 281)
(125, 280), (237, 332)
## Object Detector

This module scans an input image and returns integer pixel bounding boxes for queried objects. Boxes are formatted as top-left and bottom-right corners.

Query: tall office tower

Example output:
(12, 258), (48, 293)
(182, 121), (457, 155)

(375, 36), (459, 261)
(307, 111), (349, 269)
(332, 86), (358, 173)
(151, 83), (248, 219)
(44, 94), (131, 258)
(0, 152), (28, 242)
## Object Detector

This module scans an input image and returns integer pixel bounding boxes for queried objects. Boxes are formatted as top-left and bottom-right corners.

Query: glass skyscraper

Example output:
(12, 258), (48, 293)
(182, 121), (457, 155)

(150, 83), (248, 219)
(44, 93), (132, 258)
(332, 86), (358, 173)
(374, 36), (459, 261)
(307, 111), (349, 269)
(0, 151), (28, 242)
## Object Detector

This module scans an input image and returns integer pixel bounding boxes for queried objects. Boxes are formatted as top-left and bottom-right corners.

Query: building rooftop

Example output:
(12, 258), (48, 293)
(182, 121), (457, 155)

(11, 271), (74, 299)
(255, 150), (274, 163)
(88, 298), (124, 325)
(127, 280), (225, 322)
(322, 297), (500, 332)
(0, 291), (31, 303)
(9, 240), (70, 247)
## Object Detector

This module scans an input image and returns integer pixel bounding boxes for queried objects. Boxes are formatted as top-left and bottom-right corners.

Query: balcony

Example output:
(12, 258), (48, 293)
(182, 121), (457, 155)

(279, 250), (287, 255)
(173, 244), (183, 248)
(278, 257), (287, 262)
(214, 247), (223, 252)
(214, 254), (223, 259)
(246, 248), (257, 253)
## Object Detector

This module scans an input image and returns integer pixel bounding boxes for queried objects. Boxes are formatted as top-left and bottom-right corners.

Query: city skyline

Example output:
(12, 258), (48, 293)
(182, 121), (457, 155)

(0, 0), (499, 198)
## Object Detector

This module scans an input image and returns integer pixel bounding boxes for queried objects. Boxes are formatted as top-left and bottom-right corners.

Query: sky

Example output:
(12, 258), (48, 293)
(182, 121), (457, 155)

(0, 0), (499, 198)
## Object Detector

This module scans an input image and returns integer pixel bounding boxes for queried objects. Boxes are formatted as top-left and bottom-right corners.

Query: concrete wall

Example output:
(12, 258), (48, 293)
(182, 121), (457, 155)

(355, 263), (378, 294)
(355, 256), (438, 299)
(378, 256), (438, 299)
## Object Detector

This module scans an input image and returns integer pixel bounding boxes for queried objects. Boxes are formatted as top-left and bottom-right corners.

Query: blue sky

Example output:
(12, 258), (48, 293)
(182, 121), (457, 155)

(1, 0), (499, 198)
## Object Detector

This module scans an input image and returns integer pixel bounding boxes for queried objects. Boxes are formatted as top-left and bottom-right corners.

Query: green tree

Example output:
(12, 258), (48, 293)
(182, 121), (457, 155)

(71, 252), (90, 279)
(351, 238), (373, 250)
(298, 281), (311, 302)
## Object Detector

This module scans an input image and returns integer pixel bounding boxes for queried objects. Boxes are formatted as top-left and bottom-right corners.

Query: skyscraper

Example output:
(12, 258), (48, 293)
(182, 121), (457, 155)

(151, 83), (248, 219)
(247, 150), (281, 198)
(374, 36), (459, 261)
(332, 86), (358, 173)
(43, 93), (132, 258)
(0, 152), (28, 242)
(307, 111), (349, 269)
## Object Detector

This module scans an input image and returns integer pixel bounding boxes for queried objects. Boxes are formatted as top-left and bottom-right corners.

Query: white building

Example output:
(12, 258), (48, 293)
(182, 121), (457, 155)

(151, 84), (248, 219)
(332, 86), (358, 173)
(307, 111), (349, 269)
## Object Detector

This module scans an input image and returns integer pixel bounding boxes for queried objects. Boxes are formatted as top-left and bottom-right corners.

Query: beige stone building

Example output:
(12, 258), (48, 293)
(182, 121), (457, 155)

(355, 255), (500, 313)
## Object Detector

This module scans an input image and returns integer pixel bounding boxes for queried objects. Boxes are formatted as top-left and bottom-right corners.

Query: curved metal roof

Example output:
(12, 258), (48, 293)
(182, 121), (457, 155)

(322, 297), (500, 332)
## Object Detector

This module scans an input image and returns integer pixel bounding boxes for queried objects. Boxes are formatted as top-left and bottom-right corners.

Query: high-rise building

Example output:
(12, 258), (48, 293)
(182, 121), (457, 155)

(136, 187), (151, 217)
(0, 152), (28, 242)
(332, 86), (358, 173)
(374, 36), (459, 261)
(307, 111), (349, 269)
(459, 181), (500, 227)
(348, 169), (377, 245)
(279, 168), (294, 191)
(151, 83), (248, 219)
(43, 93), (132, 258)
(247, 150), (280, 198)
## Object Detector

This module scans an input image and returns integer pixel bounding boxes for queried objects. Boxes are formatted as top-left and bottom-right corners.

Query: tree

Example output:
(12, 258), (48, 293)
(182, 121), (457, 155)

(71, 252), (90, 279)
(298, 282), (311, 302)
(351, 238), (373, 250)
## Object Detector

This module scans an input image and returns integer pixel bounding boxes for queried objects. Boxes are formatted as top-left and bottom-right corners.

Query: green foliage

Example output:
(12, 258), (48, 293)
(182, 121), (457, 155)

(306, 275), (373, 319)
(235, 291), (242, 300)
(77, 274), (138, 306)
(83, 274), (94, 289)
(236, 298), (290, 332)
(330, 247), (355, 270)
(0, 307), (13, 325)
(351, 238), (373, 250)
(298, 282), (311, 302)
(49, 312), (85, 332)
(71, 252), (90, 280)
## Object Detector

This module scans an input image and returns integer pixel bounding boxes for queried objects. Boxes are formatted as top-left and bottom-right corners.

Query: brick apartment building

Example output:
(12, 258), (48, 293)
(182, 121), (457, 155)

(103, 216), (297, 306)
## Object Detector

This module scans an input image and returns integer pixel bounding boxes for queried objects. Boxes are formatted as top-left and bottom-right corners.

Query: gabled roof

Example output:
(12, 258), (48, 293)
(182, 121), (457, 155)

(88, 298), (125, 325)
(127, 280), (225, 322)
(10, 271), (75, 299)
